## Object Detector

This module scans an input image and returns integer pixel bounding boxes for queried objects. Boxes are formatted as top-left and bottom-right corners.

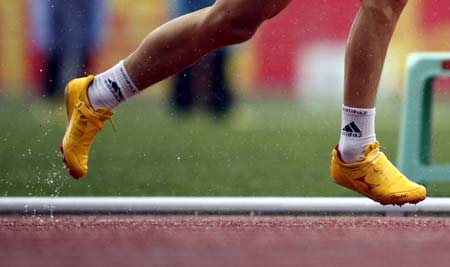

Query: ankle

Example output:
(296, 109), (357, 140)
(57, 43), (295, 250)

(87, 61), (139, 111)
(338, 105), (377, 163)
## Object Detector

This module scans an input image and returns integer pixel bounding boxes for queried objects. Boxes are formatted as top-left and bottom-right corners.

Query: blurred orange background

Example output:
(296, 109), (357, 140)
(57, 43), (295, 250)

(1, 0), (450, 98)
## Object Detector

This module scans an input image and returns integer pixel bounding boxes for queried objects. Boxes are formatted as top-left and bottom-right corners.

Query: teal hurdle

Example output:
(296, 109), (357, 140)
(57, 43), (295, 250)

(397, 53), (450, 183)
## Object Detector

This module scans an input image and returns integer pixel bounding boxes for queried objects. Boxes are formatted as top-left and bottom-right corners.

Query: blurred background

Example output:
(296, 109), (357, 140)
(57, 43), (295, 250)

(0, 0), (449, 197)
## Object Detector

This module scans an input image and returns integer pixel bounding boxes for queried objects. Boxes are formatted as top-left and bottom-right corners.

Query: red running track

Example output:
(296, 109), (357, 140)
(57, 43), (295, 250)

(1, 215), (450, 267)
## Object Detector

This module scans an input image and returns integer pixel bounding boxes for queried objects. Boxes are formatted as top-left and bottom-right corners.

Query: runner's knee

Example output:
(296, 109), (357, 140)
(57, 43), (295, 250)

(362, 0), (408, 22)
(205, 8), (263, 45)
(202, 0), (291, 46)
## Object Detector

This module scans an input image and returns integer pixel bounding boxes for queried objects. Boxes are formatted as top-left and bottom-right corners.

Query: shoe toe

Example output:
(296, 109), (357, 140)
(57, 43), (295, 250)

(379, 185), (426, 206)
(60, 144), (87, 179)
(408, 185), (427, 203)
(68, 168), (86, 180)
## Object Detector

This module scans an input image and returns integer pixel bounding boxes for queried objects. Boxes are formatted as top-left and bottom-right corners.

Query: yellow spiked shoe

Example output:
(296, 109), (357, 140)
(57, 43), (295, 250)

(331, 142), (427, 206)
(60, 76), (114, 179)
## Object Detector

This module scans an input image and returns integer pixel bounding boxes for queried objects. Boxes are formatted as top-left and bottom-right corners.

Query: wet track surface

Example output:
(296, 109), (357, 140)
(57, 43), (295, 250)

(1, 215), (450, 267)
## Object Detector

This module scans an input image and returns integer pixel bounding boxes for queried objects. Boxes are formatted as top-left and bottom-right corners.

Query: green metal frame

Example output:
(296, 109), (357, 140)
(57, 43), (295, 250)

(397, 53), (450, 183)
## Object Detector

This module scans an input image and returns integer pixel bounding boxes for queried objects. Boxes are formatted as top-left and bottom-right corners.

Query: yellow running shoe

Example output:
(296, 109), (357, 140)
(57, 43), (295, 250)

(330, 142), (426, 206)
(60, 76), (114, 179)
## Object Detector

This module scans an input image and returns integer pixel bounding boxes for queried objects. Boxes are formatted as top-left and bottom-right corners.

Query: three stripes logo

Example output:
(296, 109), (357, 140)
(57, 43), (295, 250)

(342, 122), (362, 138)
(105, 79), (124, 102)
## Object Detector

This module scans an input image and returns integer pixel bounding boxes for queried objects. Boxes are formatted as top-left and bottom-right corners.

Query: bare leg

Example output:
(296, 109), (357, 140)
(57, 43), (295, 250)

(125, 0), (292, 90)
(332, 0), (426, 206)
(338, 0), (408, 163)
(62, 0), (292, 179)
(344, 0), (408, 108)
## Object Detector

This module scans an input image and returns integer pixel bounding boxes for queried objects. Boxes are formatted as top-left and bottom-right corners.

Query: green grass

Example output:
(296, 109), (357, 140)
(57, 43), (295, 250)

(1, 95), (450, 197)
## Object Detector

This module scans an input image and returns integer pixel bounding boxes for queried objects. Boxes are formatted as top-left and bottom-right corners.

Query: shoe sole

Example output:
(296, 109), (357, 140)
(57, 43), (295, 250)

(380, 199), (425, 207)
(332, 175), (426, 206)
(60, 144), (81, 179)
(380, 195), (426, 206)
(60, 85), (79, 179)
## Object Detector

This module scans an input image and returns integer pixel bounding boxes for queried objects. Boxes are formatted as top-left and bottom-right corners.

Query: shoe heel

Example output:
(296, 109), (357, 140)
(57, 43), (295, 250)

(332, 176), (354, 190)
(331, 165), (355, 190)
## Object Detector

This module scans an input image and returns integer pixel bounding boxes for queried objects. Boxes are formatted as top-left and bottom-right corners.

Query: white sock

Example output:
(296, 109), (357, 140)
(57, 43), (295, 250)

(87, 60), (139, 110)
(338, 105), (376, 163)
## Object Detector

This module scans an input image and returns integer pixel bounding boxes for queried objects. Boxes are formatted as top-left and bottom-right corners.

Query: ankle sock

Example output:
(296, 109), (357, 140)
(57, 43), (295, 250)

(87, 60), (139, 110)
(338, 105), (376, 163)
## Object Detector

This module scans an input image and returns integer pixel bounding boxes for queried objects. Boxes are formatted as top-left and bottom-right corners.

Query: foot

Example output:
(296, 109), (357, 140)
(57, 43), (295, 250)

(60, 75), (114, 179)
(331, 142), (427, 206)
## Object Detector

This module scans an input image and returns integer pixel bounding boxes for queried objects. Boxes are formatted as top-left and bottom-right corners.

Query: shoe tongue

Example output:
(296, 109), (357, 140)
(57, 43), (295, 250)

(80, 75), (95, 106)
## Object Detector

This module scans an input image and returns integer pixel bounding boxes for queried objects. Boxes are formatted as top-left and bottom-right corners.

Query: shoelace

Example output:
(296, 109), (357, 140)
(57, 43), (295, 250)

(109, 119), (117, 132)
(76, 102), (117, 132)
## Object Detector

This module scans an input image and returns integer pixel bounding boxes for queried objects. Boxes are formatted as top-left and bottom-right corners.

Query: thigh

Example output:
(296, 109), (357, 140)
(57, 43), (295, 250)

(212, 0), (292, 21)
(176, 0), (215, 15)
(361, 0), (408, 11)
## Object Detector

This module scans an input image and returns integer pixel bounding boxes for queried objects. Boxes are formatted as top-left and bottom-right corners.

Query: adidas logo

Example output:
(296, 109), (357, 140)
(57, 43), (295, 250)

(105, 79), (124, 102)
(342, 122), (362, 138)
